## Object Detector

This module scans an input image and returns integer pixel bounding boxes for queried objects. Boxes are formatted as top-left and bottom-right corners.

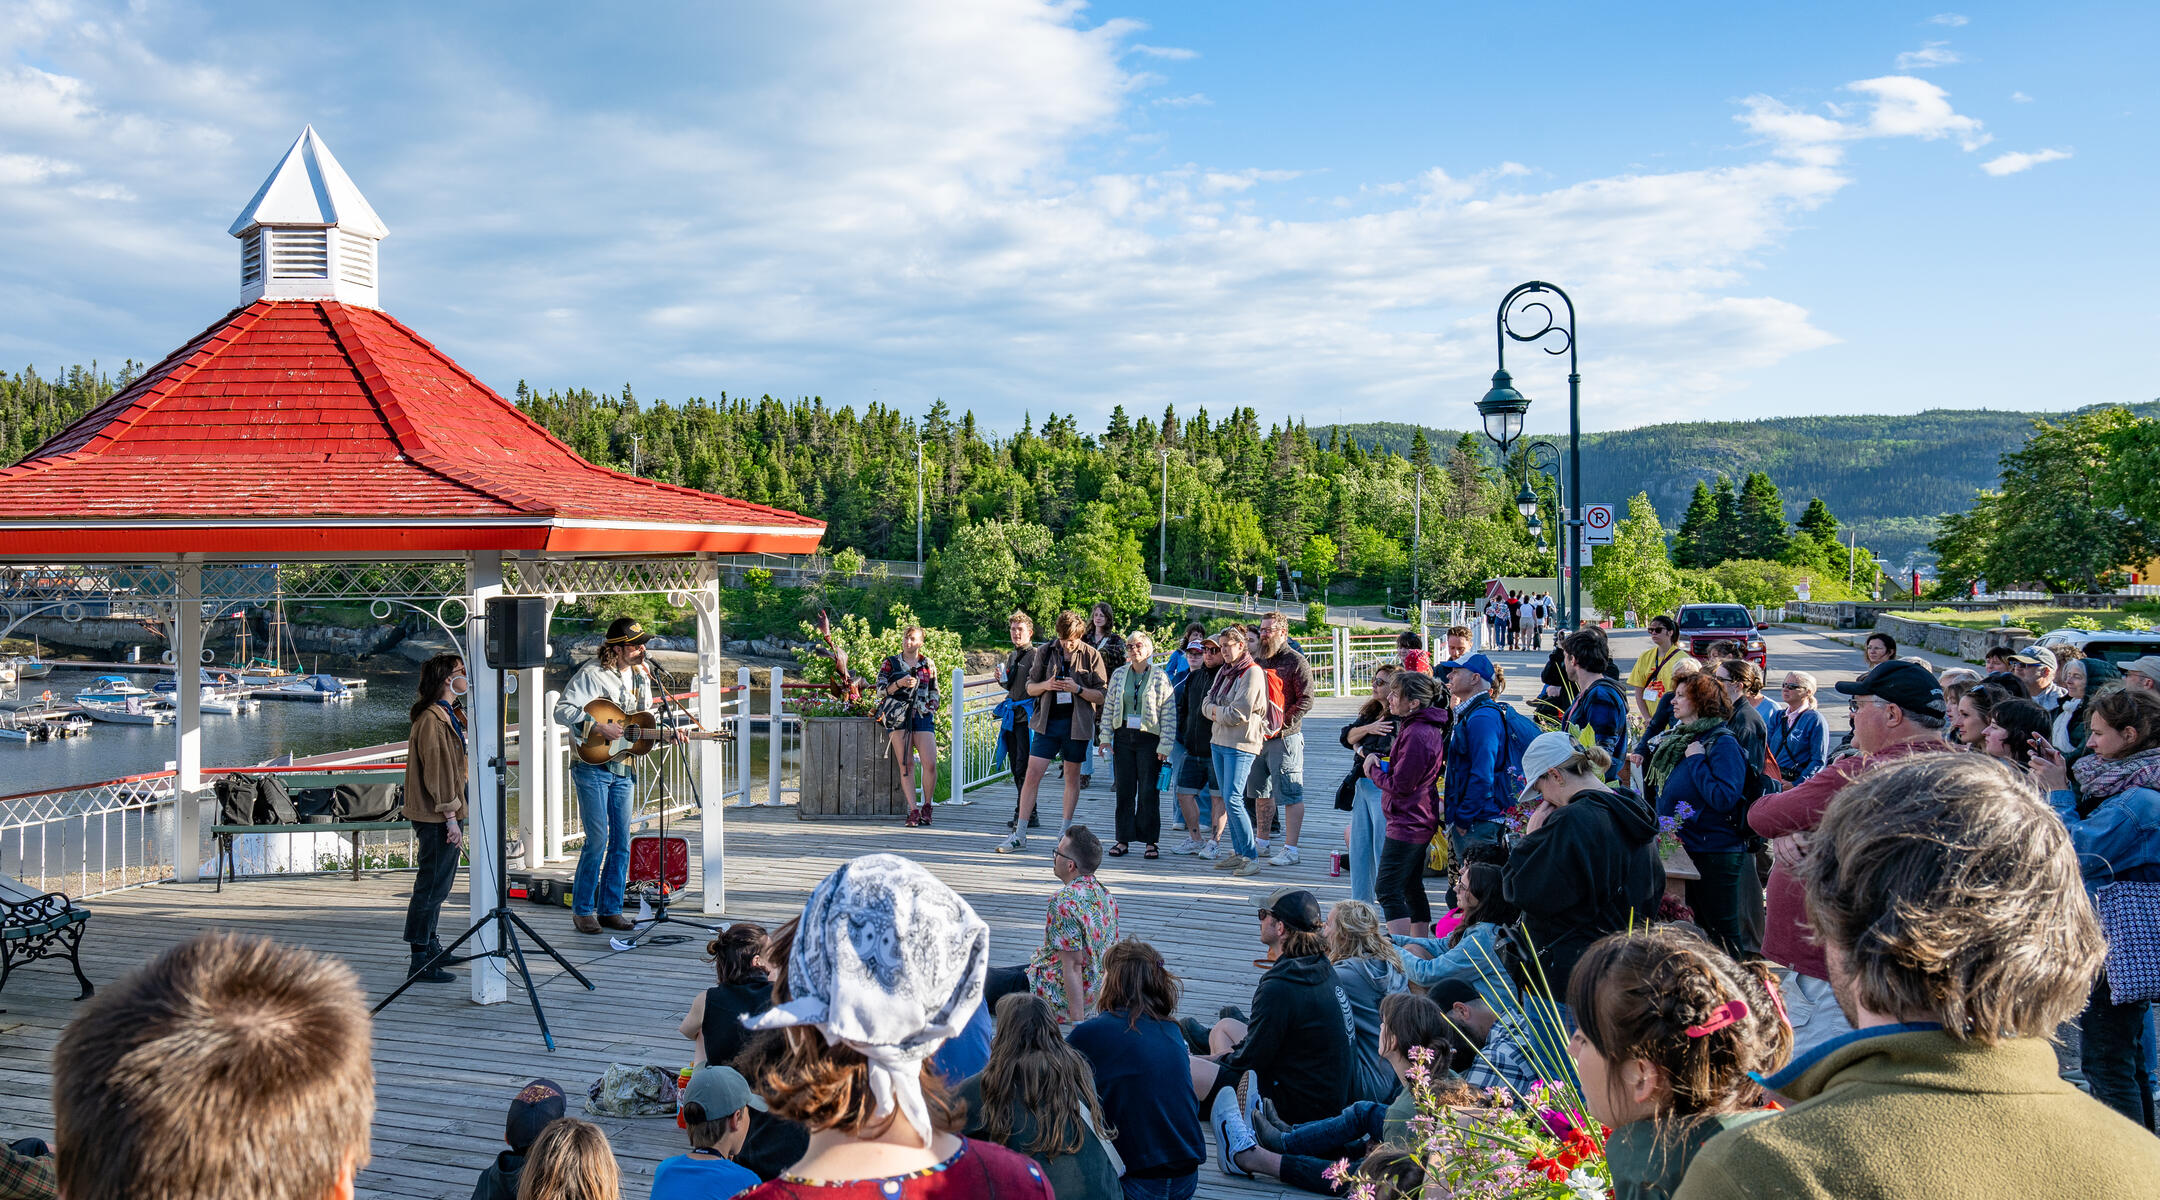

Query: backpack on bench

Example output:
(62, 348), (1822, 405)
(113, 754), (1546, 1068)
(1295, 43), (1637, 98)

(214, 774), (298, 826)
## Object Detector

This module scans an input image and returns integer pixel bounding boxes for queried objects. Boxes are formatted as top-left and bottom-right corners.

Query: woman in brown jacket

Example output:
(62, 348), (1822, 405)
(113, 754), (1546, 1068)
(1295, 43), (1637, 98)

(403, 653), (468, 983)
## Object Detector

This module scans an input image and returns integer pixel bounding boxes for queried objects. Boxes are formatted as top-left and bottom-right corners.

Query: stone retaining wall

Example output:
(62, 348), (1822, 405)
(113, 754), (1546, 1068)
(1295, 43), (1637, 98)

(1870, 614), (2036, 663)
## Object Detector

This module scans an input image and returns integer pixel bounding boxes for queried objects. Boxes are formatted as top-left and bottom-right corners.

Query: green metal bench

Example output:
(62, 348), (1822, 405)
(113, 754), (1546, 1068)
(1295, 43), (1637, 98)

(210, 769), (411, 892)
(0, 872), (93, 1006)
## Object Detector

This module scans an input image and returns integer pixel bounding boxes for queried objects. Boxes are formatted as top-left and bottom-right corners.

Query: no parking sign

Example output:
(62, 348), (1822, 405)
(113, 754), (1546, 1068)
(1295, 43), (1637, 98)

(1583, 503), (1616, 545)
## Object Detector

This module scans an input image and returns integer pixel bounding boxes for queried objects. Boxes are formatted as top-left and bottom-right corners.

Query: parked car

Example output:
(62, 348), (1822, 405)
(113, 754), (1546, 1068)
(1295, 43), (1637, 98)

(1676, 602), (1769, 672)
(2029, 628), (2160, 669)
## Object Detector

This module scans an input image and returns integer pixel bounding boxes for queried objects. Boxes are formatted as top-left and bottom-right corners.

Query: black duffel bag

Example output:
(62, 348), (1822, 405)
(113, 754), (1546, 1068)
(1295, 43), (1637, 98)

(214, 774), (298, 825)
(331, 782), (404, 822)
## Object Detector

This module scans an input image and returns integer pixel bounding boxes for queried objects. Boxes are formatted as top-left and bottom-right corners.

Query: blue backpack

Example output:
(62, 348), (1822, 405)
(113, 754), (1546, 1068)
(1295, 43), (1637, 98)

(1494, 700), (1544, 801)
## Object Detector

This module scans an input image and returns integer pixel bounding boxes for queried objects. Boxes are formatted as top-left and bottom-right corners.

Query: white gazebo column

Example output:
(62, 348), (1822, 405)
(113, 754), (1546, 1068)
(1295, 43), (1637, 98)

(465, 551), (507, 1004)
(172, 560), (205, 883)
(696, 562), (727, 914)
(515, 661), (545, 869)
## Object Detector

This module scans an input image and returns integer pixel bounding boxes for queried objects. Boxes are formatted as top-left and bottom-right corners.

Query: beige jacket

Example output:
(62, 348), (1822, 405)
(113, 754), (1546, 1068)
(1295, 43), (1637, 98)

(402, 703), (468, 823)
(1204, 659), (1268, 752)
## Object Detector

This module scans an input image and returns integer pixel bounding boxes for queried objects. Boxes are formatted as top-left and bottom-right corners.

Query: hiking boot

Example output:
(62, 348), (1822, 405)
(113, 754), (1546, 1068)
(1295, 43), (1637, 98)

(574, 913), (602, 935)
(408, 947), (454, 984)
(995, 832), (1027, 854)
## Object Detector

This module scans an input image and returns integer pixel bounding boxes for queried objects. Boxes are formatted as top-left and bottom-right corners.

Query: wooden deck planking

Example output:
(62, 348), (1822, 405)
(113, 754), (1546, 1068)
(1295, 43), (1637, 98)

(0, 696), (1383, 1200)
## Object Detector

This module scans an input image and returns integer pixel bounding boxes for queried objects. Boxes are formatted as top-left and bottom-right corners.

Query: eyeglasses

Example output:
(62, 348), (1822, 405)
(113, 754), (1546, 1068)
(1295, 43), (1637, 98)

(1255, 909), (1274, 922)
(1781, 683), (1804, 690)
(1053, 849), (1076, 865)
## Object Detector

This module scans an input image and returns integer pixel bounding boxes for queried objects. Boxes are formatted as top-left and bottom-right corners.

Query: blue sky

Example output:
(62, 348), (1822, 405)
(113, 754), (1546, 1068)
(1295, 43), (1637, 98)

(0, 1), (2150, 435)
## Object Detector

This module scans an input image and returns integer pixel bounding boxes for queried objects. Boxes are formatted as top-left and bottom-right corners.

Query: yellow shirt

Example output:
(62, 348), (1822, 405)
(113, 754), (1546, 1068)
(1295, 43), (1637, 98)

(1628, 646), (1698, 706)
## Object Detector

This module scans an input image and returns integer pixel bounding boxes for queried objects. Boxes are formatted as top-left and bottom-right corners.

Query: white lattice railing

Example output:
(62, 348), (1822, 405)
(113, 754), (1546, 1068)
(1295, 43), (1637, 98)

(0, 772), (176, 898)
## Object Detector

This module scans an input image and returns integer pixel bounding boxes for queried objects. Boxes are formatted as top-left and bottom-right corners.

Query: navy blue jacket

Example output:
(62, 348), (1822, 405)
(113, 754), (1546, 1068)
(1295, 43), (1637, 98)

(1766, 707), (1826, 784)
(1444, 695), (1510, 828)
(1069, 1011), (1207, 1177)
(1566, 677), (1630, 781)
(1656, 727), (1750, 854)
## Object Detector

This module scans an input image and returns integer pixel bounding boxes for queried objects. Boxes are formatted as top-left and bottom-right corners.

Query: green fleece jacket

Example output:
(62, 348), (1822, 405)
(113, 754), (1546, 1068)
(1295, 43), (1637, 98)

(1675, 1025), (2160, 1200)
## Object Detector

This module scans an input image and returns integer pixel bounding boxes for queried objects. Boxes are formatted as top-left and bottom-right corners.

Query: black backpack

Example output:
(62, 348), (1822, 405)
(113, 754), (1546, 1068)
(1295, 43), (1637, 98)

(214, 774), (297, 825)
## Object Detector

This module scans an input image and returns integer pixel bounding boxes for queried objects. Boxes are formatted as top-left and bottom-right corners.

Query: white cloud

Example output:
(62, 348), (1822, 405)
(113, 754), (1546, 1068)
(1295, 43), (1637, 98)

(0, 2), (2005, 430)
(1129, 43), (1196, 59)
(1927, 12), (1968, 26)
(1895, 42), (1962, 69)
(2011, 90), (2033, 102)
(1980, 147), (2072, 176)
(1153, 92), (1211, 107)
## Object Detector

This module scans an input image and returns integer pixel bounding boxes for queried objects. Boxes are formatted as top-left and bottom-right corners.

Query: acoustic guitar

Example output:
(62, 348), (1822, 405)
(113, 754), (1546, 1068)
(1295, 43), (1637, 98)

(575, 698), (730, 766)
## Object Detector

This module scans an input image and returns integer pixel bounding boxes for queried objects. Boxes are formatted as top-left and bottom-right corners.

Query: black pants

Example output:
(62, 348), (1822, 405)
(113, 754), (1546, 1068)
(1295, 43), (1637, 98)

(2082, 970), (2157, 1130)
(402, 820), (460, 948)
(1686, 850), (1762, 962)
(1005, 721), (1032, 797)
(1112, 729), (1162, 846)
(1376, 836), (1432, 925)
(985, 964), (1030, 1014)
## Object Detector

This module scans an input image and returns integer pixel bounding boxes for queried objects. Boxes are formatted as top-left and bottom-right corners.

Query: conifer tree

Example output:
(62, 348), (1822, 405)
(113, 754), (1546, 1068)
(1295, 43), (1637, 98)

(1707, 475), (1741, 565)
(1673, 481), (1717, 568)
(1737, 470), (1789, 560)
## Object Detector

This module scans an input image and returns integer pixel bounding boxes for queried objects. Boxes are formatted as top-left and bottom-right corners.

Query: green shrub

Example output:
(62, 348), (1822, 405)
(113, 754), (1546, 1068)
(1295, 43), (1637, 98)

(1305, 601), (1328, 633)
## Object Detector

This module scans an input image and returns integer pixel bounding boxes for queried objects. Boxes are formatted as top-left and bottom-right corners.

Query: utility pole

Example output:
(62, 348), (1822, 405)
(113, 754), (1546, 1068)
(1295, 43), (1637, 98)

(915, 439), (926, 571)
(1411, 469), (1424, 614)
(1847, 530), (1857, 589)
(630, 433), (641, 477)
(1158, 446), (1169, 583)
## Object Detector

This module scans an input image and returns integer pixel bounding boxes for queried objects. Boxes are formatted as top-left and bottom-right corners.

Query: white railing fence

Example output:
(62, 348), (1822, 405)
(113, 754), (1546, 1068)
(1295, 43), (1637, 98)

(0, 773), (175, 899)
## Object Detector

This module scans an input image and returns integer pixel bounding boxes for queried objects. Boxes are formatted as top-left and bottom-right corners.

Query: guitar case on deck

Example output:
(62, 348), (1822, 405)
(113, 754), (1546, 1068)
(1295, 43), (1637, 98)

(628, 835), (690, 892)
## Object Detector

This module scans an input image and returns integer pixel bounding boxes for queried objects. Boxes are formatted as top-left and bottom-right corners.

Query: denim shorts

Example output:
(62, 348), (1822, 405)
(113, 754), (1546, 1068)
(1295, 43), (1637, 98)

(1176, 750), (1213, 791)
(1030, 730), (1089, 762)
(908, 714), (936, 733)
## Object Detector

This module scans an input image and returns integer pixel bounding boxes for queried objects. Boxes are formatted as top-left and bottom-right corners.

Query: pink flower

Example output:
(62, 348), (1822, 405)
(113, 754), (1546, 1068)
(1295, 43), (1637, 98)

(1322, 1158), (1352, 1186)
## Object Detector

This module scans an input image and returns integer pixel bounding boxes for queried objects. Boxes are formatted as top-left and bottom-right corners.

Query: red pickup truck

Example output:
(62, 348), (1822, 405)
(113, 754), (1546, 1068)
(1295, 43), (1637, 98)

(1677, 602), (1769, 672)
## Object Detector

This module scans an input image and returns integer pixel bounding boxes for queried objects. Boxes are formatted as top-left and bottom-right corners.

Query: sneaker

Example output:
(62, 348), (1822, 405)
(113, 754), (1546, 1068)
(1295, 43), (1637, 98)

(1254, 840), (1271, 859)
(1196, 841), (1222, 861)
(1266, 845), (1301, 867)
(995, 832), (1026, 854)
(1231, 857), (1263, 877)
(1169, 837), (1204, 856)
(1211, 1086), (1256, 1178)
(1213, 853), (1247, 872)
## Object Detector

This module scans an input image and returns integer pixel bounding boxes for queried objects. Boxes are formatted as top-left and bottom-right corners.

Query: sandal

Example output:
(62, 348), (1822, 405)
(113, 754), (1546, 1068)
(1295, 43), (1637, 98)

(1108, 842), (1130, 857)
(903, 807), (921, 828)
(1143, 844), (1160, 859)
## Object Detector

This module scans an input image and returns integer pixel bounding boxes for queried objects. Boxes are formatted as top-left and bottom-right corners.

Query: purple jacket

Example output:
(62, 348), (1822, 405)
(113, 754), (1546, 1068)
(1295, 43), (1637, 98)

(1381, 705), (1450, 843)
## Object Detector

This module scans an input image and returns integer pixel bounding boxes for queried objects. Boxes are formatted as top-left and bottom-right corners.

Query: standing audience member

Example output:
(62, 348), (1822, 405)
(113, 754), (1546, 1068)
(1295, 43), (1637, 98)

(2014, 645), (2067, 714)
(1715, 659), (1770, 787)
(682, 922), (773, 1068)
(1642, 673), (1757, 960)
(1981, 699), (2053, 772)
(1168, 638), (1222, 856)
(53, 931), (373, 1200)
(1000, 613), (1042, 832)
(403, 652), (469, 982)
(1562, 631), (1630, 778)
(1567, 929), (1790, 1200)
(1766, 671), (1826, 783)
(985, 827), (1119, 1024)
(1366, 671), (1450, 936)
(1396, 631), (1431, 676)
(475, 1080), (567, 1200)
(518, 1120), (620, 1200)
(1201, 624), (1268, 877)
(1099, 632), (1177, 859)
(2033, 687), (2160, 1129)
(738, 855), (1053, 1200)
(1676, 754), (2160, 1198)
(1628, 616), (1698, 724)
(1068, 941), (1205, 1200)
(1248, 610), (1315, 866)
(1082, 604), (1127, 790)
(1862, 631), (1896, 666)
(1441, 655), (1510, 881)
(1339, 666), (1400, 903)
(1506, 733), (1664, 1005)
(1163, 623), (1209, 832)
(1749, 659), (1951, 1059)
(2124, 656), (2160, 693)
(1004, 611), (1109, 850)
(1193, 889), (1357, 1126)
(1323, 899), (1409, 1105)
(877, 625), (941, 827)
(1445, 625), (1473, 663)
(652, 1068), (764, 1200)
(957, 995), (1121, 1200)
(2054, 656), (2122, 755)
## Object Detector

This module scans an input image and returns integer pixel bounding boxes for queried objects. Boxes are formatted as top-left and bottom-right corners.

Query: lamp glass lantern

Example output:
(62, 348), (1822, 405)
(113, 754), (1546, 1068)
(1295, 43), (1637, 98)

(1477, 369), (1531, 453)
(1514, 483), (1539, 520)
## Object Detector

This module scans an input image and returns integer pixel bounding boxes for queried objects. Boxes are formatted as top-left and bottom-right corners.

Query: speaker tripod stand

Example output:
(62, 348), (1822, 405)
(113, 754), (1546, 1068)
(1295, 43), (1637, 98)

(616, 669), (724, 951)
(375, 665), (593, 1051)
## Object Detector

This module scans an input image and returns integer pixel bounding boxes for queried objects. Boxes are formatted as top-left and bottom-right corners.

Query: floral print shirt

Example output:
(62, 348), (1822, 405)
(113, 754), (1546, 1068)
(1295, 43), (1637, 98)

(1025, 875), (1120, 1020)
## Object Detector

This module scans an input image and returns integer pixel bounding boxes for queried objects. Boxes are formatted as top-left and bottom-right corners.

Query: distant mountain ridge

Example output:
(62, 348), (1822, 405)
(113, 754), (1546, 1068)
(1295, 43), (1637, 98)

(1324, 402), (2160, 570)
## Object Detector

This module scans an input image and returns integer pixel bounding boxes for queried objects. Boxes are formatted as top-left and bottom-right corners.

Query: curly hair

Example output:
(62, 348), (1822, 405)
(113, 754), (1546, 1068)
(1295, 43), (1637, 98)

(1674, 670), (1733, 721)
(1802, 753), (2103, 1041)
(1325, 900), (1403, 970)
(973, 993), (1114, 1155)
(1567, 928), (1790, 1122)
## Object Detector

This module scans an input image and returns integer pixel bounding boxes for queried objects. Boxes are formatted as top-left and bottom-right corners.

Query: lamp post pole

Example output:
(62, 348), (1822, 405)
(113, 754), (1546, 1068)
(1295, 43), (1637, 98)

(915, 439), (925, 572)
(1480, 282), (1581, 632)
(1525, 439), (1565, 630)
(1159, 446), (1169, 583)
(1411, 469), (1423, 616)
(630, 433), (642, 478)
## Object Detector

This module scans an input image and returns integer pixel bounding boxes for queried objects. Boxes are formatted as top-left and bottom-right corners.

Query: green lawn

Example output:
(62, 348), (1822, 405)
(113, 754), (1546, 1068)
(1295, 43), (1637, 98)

(1900, 606), (2154, 633)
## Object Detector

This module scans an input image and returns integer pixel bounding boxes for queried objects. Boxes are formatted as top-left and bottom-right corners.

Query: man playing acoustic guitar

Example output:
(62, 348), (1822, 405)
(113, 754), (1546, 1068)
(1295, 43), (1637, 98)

(555, 617), (680, 934)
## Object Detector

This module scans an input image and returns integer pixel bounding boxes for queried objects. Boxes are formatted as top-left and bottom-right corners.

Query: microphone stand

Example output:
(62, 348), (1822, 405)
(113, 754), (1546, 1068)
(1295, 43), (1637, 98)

(619, 660), (722, 949)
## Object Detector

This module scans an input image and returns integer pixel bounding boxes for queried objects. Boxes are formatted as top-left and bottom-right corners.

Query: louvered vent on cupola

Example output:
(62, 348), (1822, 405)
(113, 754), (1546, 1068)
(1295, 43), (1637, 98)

(229, 126), (389, 309)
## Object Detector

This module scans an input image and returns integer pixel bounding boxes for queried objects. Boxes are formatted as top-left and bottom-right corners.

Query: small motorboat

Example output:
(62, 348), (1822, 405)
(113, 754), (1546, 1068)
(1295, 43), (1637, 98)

(80, 696), (175, 725)
(75, 674), (154, 704)
(0, 710), (91, 743)
(2, 655), (52, 681)
(254, 673), (353, 703)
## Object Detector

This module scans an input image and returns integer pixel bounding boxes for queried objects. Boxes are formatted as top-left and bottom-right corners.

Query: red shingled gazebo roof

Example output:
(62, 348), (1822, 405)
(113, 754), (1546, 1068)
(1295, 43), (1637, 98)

(0, 299), (825, 557)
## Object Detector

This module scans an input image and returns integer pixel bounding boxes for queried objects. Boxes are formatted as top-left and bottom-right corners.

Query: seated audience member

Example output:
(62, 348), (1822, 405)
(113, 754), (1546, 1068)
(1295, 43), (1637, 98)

(930, 1002), (995, 1088)
(518, 1119), (620, 1200)
(1566, 929), (1790, 1200)
(475, 1080), (567, 1200)
(957, 995), (1121, 1200)
(683, 922), (773, 1067)
(1675, 754), (2160, 1199)
(2033, 687), (2160, 1129)
(652, 1067), (767, 1200)
(1396, 853), (1517, 1006)
(1351, 1147), (1427, 1200)
(53, 932), (372, 1200)
(1192, 889), (1357, 1126)
(726, 923), (814, 1183)
(1068, 940), (1205, 1200)
(1428, 978), (1542, 1095)
(1324, 899), (1409, 1104)
(737, 855), (1052, 1200)
(984, 826), (1120, 1024)
(1221, 993), (1475, 1193)
(0, 1138), (54, 1200)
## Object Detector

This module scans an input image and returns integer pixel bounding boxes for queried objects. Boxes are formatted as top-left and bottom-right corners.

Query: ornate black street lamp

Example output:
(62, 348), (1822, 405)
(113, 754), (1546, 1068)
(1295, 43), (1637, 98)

(1479, 282), (1581, 632)
(1524, 438), (1566, 628)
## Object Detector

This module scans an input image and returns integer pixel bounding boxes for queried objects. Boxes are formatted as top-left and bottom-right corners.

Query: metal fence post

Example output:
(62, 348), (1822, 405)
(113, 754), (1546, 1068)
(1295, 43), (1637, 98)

(765, 666), (785, 806)
(735, 667), (753, 806)
(1333, 625), (1348, 696)
(949, 666), (968, 802)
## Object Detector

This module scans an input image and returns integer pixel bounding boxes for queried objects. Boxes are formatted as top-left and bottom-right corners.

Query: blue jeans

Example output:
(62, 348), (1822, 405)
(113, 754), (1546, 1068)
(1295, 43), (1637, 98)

(570, 762), (635, 917)
(1120, 1174), (1197, 1200)
(1275, 1099), (1386, 1193)
(1210, 744), (1259, 859)
(1349, 777), (1386, 904)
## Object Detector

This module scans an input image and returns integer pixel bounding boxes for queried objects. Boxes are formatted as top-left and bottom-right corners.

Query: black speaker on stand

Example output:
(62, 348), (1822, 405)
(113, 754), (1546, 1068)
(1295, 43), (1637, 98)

(375, 595), (593, 1050)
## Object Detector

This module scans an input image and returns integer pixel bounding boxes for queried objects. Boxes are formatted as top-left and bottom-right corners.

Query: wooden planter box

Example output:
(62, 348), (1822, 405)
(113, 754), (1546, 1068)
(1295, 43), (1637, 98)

(799, 716), (906, 820)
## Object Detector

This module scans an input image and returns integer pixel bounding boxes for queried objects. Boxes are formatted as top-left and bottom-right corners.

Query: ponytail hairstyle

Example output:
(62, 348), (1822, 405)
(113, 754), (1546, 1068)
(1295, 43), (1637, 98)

(1566, 928), (1791, 1123)
(1377, 991), (1478, 1105)
(1392, 670), (1442, 710)
(704, 921), (770, 987)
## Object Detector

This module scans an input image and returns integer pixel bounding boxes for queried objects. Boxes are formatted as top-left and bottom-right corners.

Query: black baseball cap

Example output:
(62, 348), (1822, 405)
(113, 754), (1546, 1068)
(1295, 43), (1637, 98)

(1833, 660), (1945, 719)
(1427, 978), (1484, 1011)
(505, 1078), (567, 1152)
(1249, 887), (1323, 932)
(603, 617), (652, 646)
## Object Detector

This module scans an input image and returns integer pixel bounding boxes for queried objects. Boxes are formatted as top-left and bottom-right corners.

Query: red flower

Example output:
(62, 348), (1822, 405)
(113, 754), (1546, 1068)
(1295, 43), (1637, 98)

(1546, 1163), (1568, 1182)
(1557, 1152), (1581, 1169)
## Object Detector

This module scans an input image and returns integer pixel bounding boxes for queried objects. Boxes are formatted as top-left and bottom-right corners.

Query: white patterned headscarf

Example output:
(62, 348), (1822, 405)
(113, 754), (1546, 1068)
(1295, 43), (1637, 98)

(741, 854), (988, 1147)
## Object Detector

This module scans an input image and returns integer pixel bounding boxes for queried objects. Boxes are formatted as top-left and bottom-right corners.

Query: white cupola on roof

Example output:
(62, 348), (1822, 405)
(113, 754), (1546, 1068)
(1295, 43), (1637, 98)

(229, 126), (389, 308)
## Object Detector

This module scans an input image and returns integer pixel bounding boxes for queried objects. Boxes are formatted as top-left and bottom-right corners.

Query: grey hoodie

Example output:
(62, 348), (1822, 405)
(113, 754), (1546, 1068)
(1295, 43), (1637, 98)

(1335, 955), (1408, 1104)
